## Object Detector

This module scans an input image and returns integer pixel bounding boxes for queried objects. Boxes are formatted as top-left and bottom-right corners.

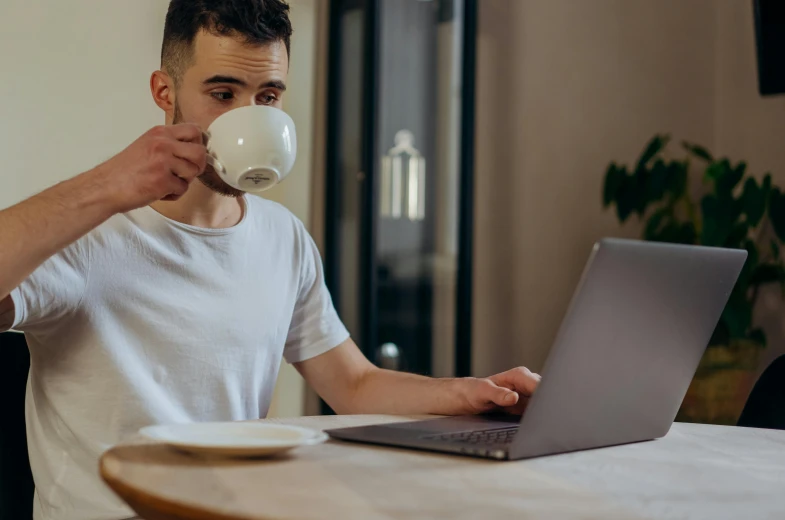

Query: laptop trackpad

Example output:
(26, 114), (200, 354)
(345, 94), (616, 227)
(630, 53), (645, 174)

(385, 414), (520, 434)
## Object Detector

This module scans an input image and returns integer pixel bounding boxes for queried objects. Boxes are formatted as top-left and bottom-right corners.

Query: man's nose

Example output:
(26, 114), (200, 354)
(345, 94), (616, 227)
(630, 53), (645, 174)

(238, 96), (260, 107)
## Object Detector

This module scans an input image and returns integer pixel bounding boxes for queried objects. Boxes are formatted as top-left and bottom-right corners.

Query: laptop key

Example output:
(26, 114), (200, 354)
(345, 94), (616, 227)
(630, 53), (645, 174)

(421, 427), (519, 445)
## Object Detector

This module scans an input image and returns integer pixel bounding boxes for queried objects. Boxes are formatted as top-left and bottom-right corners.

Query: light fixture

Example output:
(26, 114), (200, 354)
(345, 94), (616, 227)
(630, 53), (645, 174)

(380, 130), (426, 221)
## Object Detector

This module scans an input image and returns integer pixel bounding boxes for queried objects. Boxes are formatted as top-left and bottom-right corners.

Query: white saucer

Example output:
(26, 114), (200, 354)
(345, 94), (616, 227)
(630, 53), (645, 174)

(139, 422), (328, 457)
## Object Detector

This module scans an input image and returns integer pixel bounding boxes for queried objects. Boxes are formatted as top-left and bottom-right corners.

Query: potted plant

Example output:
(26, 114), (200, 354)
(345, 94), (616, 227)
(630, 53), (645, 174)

(602, 134), (785, 424)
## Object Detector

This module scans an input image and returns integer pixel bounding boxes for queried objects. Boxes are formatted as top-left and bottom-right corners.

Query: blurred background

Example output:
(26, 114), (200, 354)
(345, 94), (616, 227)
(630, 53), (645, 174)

(1, 0), (784, 425)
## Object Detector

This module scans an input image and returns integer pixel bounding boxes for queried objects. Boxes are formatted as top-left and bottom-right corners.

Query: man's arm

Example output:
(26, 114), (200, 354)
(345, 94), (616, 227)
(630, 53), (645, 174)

(0, 172), (120, 303)
(294, 339), (540, 416)
(0, 124), (207, 306)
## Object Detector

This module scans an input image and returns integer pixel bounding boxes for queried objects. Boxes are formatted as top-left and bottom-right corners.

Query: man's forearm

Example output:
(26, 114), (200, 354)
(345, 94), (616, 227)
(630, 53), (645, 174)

(297, 340), (531, 416)
(347, 368), (468, 415)
(0, 168), (116, 300)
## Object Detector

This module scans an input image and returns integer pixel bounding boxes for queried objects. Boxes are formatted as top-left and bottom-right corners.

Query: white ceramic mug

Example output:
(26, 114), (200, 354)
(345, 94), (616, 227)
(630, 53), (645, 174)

(203, 105), (297, 193)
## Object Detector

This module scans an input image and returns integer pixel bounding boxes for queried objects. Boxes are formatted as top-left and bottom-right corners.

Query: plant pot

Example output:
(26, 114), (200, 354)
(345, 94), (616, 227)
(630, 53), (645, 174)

(676, 340), (762, 425)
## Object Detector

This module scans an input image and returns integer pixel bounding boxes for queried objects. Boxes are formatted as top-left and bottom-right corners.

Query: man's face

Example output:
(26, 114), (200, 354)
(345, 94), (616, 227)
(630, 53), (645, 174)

(171, 31), (288, 197)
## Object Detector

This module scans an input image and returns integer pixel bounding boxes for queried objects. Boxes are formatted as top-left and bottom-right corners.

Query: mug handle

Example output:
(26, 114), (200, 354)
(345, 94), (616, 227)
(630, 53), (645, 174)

(205, 154), (224, 175)
(201, 130), (224, 174)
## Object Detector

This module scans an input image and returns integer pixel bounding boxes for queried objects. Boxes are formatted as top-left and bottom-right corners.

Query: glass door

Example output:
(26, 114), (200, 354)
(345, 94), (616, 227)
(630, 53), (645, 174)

(324, 0), (477, 386)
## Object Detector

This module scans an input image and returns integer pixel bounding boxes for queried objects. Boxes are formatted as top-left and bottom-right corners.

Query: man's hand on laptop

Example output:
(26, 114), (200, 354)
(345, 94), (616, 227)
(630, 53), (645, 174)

(457, 367), (541, 415)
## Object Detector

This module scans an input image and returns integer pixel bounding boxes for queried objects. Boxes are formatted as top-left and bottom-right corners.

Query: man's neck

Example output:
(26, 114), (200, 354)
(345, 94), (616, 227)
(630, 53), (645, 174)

(149, 181), (244, 229)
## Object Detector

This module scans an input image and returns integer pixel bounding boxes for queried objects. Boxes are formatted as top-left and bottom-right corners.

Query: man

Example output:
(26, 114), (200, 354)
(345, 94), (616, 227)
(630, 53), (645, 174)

(0, 1), (540, 519)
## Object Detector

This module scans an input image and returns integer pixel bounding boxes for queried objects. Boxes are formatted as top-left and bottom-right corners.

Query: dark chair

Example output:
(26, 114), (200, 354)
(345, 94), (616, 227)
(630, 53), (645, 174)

(0, 331), (34, 520)
(738, 355), (785, 430)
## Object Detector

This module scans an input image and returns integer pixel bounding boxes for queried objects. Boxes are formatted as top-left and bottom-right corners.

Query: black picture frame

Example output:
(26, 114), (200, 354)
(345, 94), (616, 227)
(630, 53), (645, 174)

(753, 0), (785, 96)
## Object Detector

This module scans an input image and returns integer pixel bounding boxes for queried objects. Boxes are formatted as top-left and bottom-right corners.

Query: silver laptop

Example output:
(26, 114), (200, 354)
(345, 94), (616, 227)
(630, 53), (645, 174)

(326, 238), (747, 460)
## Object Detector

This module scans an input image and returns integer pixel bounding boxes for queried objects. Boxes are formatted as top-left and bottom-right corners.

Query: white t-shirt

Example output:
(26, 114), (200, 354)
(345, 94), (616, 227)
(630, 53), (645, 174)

(9, 195), (349, 520)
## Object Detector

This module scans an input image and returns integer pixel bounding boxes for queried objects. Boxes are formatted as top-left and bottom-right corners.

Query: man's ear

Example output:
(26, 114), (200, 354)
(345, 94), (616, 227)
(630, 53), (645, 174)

(150, 70), (175, 123)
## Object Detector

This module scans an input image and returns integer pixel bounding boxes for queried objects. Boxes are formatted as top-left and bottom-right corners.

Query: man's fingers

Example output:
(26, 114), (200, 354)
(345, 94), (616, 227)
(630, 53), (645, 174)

(484, 381), (519, 408)
(171, 140), (208, 173)
(168, 123), (204, 143)
(169, 156), (202, 182)
(165, 175), (190, 199)
(489, 367), (540, 396)
(503, 396), (531, 416)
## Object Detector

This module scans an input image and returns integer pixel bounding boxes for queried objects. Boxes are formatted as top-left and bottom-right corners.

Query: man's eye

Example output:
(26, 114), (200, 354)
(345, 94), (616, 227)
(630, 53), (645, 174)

(211, 91), (233, 101)
(259, 94), (278, 105)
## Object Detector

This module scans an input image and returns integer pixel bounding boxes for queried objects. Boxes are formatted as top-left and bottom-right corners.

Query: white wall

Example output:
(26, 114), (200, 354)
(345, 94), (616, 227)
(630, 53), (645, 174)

(0, 1), (167, 209)
(474, 0), (785, 379)
(0, 0), (320, 418)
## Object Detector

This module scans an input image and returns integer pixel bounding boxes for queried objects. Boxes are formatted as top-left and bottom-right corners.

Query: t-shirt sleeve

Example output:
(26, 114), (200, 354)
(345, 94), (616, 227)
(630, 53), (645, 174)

(9, 238), (90, 334)
(283, 224), (350, 364)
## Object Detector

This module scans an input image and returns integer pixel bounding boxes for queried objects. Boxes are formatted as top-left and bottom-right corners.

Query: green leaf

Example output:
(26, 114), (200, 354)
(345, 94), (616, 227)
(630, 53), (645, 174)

(749, 263), (785, 286)
(704, 160), (721, 182)
(768, 188), (785, 243)
(709, 320), (730, 347)
(700, 195), (736, 246)
(705, 159), (741, 196)
(615, 175), (636, 222)
(637, 134), (669, 170)
(603, 163), (623, 207)
(717, 160), (745, 194)
(643, 207), (669, 241)
(678, 222), (697, 244)
(655, 223), (681, 243)
(749, 328), (767, 346)
(762, 173), (772, 193)
(721, 292), (752, 340)
(632, 166), (652, 217)
(656, 222), (697, 245)
(725, 222), (750, 248)
(735, 239), (759, 294)
(682, 141), (714, 162)
(646, 159), (669, 202)
(664, 162), (688, 199)
(741, 177), (766, 227)
(700, 196), (720, 245)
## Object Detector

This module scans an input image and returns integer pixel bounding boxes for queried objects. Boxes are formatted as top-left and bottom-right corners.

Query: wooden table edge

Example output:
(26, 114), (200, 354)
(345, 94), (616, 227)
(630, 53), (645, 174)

(98, 415), (427, 520)
(100, 452), (258, 520)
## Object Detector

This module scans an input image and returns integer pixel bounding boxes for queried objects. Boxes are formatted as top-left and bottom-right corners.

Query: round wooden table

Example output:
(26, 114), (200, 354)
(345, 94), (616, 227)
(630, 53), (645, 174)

(100, 415), (785, 520)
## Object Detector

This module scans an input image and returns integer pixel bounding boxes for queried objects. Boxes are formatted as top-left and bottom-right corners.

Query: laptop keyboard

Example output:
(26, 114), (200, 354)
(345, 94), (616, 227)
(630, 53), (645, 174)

(421, 426), (519, 445)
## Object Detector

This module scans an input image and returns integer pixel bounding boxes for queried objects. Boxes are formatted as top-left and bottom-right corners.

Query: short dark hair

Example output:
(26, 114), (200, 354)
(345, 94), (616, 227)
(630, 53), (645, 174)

(162, 0), (292, 85)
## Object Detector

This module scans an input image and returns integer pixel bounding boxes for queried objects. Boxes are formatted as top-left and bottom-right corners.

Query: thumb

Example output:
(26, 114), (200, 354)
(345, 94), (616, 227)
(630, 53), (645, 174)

(485, 381), (519, 408)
